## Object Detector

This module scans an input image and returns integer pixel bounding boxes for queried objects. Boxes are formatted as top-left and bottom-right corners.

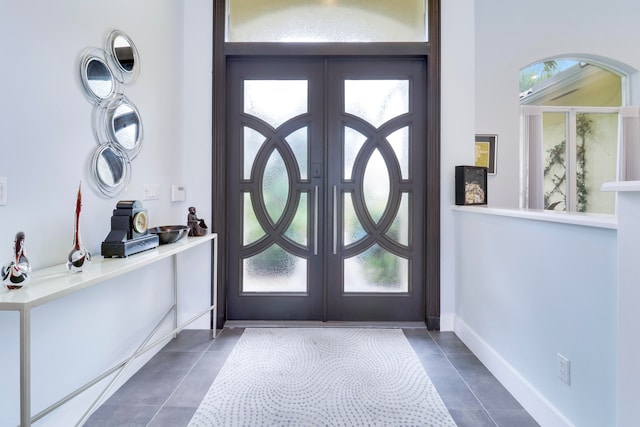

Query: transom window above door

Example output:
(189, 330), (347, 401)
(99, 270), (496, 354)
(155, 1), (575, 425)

(226, 0), (428, 42)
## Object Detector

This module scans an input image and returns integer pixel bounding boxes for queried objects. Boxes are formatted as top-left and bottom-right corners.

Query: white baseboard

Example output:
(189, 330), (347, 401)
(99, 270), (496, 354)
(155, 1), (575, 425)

(439, 312), (455, 331)
(454, 317), (575, 427)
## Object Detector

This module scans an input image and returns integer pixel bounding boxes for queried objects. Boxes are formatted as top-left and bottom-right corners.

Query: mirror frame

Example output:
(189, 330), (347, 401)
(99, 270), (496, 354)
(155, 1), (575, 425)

(93, 95), (144, 160)
(91, 144), (132, 197)
(80, 30), (141, 198)
(106, 30), (140, 84)
(79, 48), (121, 103)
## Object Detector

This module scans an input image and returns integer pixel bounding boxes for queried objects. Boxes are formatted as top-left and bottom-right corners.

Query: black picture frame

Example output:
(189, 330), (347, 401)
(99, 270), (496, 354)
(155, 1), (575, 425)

(455, 165), (488, 205)
(475, 134), (497, 175)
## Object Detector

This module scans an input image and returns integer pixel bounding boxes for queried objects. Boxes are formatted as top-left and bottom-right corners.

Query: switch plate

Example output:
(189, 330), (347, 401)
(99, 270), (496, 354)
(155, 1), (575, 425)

(142, 184), (159, 201)
(0, 177), (7, 206)
(171, 185), (186, 202)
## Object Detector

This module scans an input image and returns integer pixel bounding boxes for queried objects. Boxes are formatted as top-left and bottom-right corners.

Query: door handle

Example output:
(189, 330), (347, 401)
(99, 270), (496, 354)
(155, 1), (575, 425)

(333, 185), (337, 255)
(314, 185), (318, 256)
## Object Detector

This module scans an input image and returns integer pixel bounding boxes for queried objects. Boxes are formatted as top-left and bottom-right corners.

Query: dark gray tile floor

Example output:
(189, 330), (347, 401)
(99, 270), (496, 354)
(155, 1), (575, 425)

(85, 328), (539, 427)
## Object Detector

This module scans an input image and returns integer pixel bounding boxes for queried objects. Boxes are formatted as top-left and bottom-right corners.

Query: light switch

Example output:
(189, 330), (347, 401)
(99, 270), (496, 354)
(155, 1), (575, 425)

(171, 185), (186, 202)
(143, 184), (159, 201)
(0, 177), (7, 206)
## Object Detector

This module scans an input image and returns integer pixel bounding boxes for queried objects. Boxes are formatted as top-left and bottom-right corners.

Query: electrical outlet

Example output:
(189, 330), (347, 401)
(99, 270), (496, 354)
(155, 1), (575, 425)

(557, 353), (571, 385)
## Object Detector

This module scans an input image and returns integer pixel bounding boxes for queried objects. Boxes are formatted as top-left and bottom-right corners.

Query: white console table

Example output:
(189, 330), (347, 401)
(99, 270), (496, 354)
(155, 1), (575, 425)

(0, 233), (217, 427)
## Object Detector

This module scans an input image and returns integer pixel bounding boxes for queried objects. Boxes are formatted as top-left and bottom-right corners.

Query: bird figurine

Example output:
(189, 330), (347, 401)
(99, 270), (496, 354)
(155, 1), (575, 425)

(1, 231), (31, 289)
(67, 182), (91, 272)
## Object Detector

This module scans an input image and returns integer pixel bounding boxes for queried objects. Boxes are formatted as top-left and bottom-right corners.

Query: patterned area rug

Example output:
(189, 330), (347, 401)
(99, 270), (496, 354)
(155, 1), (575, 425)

(188, 328), (456, 426)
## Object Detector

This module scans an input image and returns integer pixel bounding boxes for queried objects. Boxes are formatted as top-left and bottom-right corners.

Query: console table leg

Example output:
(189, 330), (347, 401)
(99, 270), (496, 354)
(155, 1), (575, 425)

(173, 254), (178, 338)
(20, 308), (31, 427)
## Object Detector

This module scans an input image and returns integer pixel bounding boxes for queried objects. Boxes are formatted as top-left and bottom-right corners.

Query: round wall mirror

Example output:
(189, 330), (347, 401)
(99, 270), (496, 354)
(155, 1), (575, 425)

(91, 144), (131, 197)
(80, 49), (120, 102)
(106, 30), (140, 83)
(94, 95), (143, 160)
(81, 30), (141, 197)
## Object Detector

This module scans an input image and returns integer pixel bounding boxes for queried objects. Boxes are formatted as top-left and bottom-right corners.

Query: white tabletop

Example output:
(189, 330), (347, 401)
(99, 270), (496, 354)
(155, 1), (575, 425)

(0, 234), (216, 310)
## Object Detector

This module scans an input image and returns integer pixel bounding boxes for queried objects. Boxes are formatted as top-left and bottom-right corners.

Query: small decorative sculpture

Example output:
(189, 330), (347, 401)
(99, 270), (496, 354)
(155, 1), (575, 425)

(187, 206), (208, 236)
(1, 231), (31, 289)
(67, 182), (91, 272)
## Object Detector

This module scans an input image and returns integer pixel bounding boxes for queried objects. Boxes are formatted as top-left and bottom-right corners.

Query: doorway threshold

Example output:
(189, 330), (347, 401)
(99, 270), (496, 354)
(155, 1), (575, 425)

(224, 320), (427, 329)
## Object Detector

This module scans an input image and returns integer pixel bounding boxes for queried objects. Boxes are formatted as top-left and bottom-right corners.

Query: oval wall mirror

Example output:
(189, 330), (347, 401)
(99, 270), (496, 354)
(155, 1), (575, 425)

(106, 30), (140, 83)
(80, 49), (120, 102)
(91, 144), (131, 197)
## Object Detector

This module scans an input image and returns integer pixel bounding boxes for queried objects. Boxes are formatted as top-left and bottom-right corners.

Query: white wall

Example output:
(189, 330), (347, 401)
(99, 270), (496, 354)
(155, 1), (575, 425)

(439, 0), (476, 330)
(0, 1), (213, 425)
(447, 0), (640, 425)
(475, 0), (640, 208)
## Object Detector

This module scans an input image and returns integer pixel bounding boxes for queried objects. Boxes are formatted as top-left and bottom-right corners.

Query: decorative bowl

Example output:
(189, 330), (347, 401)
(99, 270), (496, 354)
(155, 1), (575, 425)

(148, 225), (189, 244)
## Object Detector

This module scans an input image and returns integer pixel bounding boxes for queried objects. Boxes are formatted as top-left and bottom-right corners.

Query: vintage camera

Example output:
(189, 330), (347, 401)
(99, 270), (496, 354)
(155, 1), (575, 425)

(101, 200), (159, 257)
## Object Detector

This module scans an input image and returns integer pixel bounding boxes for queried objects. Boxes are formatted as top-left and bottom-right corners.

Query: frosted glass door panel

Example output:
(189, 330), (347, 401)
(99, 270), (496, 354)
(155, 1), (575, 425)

(238, 76), (314, 295)
(387, 127), (410, 179)
(344, 245), (408, 293)
(244, 80), (308, 129)
(336, 73), (416, 297)
(386, 193), (410, 246)
(363, 148), (390, 224)
(243, 245), (307, 292)
(262, 149), (289, 224)
(345, 80), (409, 128)
(344, 127), (367, 180)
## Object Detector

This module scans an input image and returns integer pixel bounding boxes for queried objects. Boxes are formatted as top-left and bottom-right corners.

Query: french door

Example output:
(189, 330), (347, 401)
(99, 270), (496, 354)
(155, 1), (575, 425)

(226, 57), (426, 321)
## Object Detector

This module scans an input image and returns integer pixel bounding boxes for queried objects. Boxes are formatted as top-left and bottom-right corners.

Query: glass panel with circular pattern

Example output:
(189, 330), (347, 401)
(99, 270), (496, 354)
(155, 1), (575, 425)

(344, 126), (367, 180)
(243, 244), (307, 292)
(243, 127), (267, 179)
(344, 244), (408, 293)
(244, 80), (308, 129)
(345, 80), (409, 129)
(343, 192), (365, 246)
(262, 149), (290, 225)
(363, 148), (390, 225)
(284, 192), (308, 246)
(243, 192), (265, 245)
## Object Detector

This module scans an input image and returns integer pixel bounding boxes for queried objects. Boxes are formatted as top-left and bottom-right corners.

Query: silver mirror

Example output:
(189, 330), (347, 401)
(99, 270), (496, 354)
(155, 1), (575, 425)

(80, 49), (120, 103)
(81, 31), (141, 198)
(94, 95), (143, 160)
(91, 144), (131, 197)
(106, 30), (139, 84)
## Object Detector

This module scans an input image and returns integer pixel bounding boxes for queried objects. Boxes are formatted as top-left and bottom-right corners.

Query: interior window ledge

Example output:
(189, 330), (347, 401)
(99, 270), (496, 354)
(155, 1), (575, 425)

(451, 205), (617, 230)
(601, 180), (640, 192)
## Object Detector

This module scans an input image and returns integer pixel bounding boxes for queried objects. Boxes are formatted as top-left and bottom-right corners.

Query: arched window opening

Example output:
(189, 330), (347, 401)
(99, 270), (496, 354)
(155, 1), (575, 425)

(520, 57), (635, 214)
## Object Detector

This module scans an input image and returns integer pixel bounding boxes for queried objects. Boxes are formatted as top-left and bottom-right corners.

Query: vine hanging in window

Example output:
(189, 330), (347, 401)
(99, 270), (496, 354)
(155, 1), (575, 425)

(543, 113), (593, 212)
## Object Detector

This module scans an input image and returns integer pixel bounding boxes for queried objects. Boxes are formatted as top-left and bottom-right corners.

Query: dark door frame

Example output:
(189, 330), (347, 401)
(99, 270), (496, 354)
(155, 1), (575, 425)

(211, 0), (441, 330)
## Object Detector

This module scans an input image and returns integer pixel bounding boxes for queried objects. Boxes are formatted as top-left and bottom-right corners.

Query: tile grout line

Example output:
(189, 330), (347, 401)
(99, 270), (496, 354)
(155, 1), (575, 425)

(426, 330), (500, 427)
(145, 333), (220, 427)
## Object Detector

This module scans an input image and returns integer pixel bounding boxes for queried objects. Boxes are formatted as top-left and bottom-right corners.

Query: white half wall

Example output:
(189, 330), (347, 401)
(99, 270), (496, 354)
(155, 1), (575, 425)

(453, 208), (617, 426)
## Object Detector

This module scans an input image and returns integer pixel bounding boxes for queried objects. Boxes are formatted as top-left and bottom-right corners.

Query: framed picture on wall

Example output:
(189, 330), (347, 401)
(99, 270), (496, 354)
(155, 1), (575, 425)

(475, 134), (497, 175)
